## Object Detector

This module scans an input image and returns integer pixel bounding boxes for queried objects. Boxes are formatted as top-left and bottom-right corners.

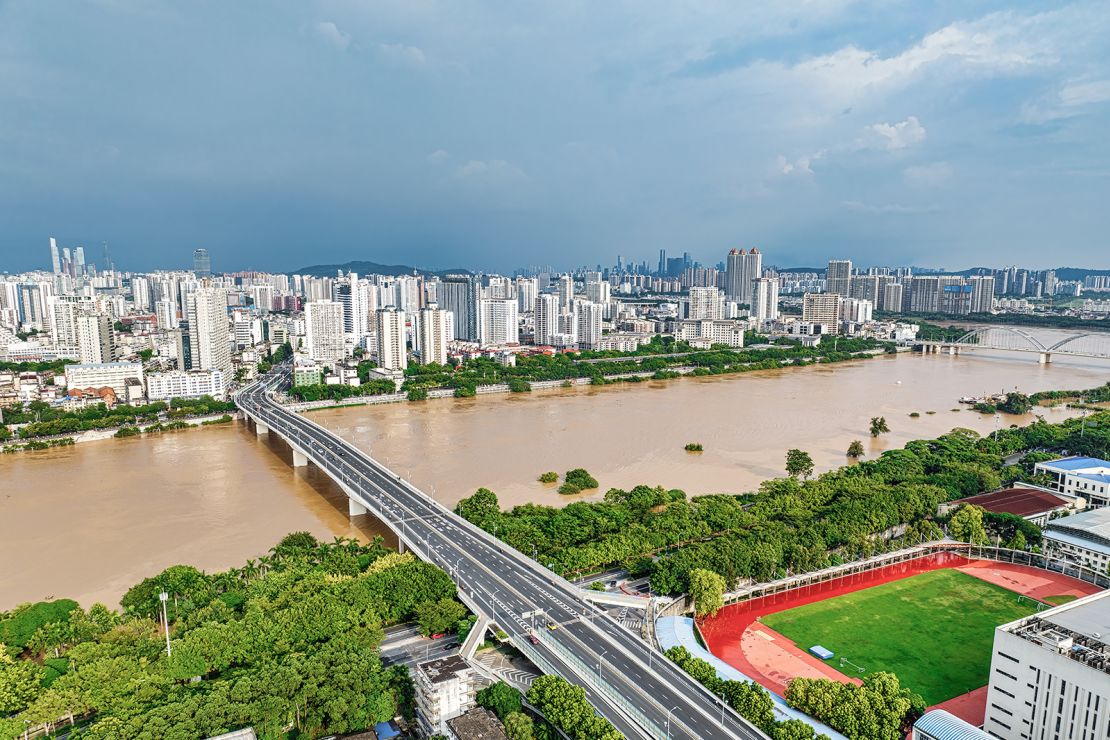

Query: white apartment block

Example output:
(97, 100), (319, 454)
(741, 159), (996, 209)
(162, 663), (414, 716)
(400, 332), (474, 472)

(375, 307), (407, 371)
(586, 280), (611, 305)
(155, 300), (177, 330)
(534, 294), (561, 346)
(840, 297), (873, 323)
(802, 293), (842, 333)
(416, 305), (452, 365)
(983, 590), (1110, 740)
(687, 286), (723, 321)
(76, 313), (114, 364)
(515, 277), (538, 314)
(750, 277), (780, 323)
(477, 298), (519, 346)
(146, 369), (227, 400)
(65, 362), (144, 396)
(676, 319), (746, 348)
(575, 301), (603, 350)
(186, 288), (232, 374)
(414, 655), (477, 738)
(305, 300), (346, 364)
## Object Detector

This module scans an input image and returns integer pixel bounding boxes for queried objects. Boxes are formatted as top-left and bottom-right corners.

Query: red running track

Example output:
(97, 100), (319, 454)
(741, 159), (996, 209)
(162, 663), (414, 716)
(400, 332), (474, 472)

(698, 551), (1101, 703)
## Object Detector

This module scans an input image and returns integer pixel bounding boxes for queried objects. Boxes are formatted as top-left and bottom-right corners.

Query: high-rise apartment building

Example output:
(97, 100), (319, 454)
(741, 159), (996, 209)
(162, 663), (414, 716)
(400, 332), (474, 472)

(375, 307), (407, 371)
(802, 292), (842, 331)
(305, 300), (346, 363)
(185, 287), (231, 376)
(750, 277), (780, 323)
(585, 280), (611, 305)
(49, 295), (96, 350)
(439, 275), (481, 342)
(575, 301), (603, 350)
(968, 275), (996, 314)
(155, 300), (177, 331)
(687, 286), (723, 320)
(332, 275), (368, 340)
(76, 313), (113, 364)
(826, 260), (852, 296)
(725, 248), (762, 304)
(883, 283), (905, 314)
(534, 294), (561, 346)
(416, 304), (452, 365)
(557, 275), (575, 311)
(477, 298), (519, 346)
(840, 298), (873, 323)
(515, 278), (538, 314)
(193, 248), (212, 278)
(131, 276), (152, 312)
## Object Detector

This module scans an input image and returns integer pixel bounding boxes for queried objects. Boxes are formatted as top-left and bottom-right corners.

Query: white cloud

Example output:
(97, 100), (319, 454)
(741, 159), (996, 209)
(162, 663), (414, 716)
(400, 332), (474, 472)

(426, 149), (449, 164)
(842, 200), (938, 215)
(904, 162), (954, 187)
(1022, 78), (1110, 123)
(314, 21), (350, 50)
(775, 152), (823, 177)
(453, 159), (529, 185)
(376, 43), (427, 67)
(866, 116), (926, 150)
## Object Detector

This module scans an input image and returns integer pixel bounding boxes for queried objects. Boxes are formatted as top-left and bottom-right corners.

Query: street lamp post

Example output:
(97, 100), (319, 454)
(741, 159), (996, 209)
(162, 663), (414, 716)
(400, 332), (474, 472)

(666, 705), (679, 739)
(598, 648), (608, 683)
(159, 591), (172, 657)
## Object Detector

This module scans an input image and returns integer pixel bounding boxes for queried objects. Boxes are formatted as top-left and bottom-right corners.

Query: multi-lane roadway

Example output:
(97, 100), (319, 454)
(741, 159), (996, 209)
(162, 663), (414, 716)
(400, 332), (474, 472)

(237, 368), (767, 740)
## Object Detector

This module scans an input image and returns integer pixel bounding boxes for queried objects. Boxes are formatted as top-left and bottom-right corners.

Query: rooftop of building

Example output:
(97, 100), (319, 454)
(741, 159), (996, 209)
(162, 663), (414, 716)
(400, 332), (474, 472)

(446, 707), (510, 740)
(950, 487), (1069, 517)
(416, 654), (471, 684)
(1008, 591), (1110, 674)
(1045, 506), (1110, 543)
(913, 709), (990, 740)
(1038, 456), (1110, 477)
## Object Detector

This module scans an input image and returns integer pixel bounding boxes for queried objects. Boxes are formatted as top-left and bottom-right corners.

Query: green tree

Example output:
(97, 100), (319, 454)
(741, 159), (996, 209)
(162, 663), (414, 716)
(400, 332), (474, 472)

(1007, 530), (1028, 551)
(415, 599), (468, 636)
(538, 471), (558, 483)
(846, 440), (865, 458)
(455, 488), (501, 527)
(476, 681), (522, 719)
(0, 648), (44, 713)
(785, 449), (815, 479)
(948, 504), (989, 545)
(870, 416), (890, 437)
(504, 712), (535, 740)
(689, 568), (726, 618)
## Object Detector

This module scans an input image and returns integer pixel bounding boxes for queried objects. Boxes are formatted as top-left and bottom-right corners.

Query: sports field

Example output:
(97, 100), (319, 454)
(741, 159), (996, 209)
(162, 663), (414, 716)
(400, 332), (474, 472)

(760, 568), (1036, 705)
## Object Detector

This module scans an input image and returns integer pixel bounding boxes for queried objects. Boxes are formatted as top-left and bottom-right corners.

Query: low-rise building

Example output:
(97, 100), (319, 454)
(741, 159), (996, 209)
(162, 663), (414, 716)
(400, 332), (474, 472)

(1034, 456), (1110, 508)
(1042, 507), (1110, 571)
(64, 362), (144, 397)
(414, 655), (476, 738)
(938, 486), (1074, 526)
(146, 369), (227, 401)
(912, 709), (989, 739)
(446, 707), (510, 740)
(983, 590), (1110, 739)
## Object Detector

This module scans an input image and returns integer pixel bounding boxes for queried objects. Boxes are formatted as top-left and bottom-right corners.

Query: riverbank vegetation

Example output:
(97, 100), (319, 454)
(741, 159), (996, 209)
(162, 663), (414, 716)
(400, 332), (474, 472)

(685, 442), (704, 452)
(0, 532), (464, 739)
(5, 396), (236, 440)
(881, 311), (1109, 333)
(454, 388), (1110, 594)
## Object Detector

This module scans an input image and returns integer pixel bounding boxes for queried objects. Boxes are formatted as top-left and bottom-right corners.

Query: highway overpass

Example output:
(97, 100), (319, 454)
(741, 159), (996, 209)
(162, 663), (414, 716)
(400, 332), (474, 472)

(237, 367), (768, 740)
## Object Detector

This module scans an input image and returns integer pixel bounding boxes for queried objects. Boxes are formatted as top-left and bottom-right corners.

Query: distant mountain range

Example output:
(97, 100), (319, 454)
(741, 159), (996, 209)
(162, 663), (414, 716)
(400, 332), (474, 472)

(291, 260), (472, 278)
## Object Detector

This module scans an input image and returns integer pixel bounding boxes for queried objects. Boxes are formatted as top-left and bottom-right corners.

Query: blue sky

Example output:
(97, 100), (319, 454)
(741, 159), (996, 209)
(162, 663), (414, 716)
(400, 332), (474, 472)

(1, 1), (1108, 273)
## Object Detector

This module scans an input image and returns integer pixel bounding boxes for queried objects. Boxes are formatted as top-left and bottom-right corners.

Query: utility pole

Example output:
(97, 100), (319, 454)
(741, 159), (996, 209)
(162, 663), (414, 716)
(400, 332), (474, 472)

(159, 591), (172, 656)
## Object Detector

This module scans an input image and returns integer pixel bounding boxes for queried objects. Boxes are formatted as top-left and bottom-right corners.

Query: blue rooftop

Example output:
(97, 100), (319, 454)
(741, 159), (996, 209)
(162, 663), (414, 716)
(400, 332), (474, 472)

(1041, 456), (1110, 472)
(913, 709), (990, 739)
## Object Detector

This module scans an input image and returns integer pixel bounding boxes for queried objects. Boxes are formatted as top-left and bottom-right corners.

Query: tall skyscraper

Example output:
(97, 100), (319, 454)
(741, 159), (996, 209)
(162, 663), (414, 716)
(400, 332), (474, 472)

(585, 280), (611, 305)
(193, 248), (212, 278)
(515, 277), (538, 314)
(375, 307), (407, 371)
(49, 237), (61, 274)
(534, 294), (561, 346)
(826, 260), (852, 296)
(49, 295), (96, 349)
(750, 277), (780, 323)
(186, 287), (231, 377)
(332, 275), (368, 340)
(477, 298), (519, 346)
(968, 275), (995, 313)
(725, 248), (762, 304)
(155, 300), (177, 331)
(439, 274), (481, 342)
(416, 304), (452, 365)
(73, 247), (86, 276)
(305, 300), (346, 363)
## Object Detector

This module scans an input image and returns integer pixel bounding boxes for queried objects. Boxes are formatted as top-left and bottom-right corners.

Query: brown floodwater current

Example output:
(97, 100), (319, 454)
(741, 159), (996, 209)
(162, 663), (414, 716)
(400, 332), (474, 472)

(2, 328), (1108, 609)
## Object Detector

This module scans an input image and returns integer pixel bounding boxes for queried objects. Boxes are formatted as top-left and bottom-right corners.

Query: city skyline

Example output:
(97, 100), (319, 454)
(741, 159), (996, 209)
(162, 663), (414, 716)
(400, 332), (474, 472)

(1, 2), (1108, 273)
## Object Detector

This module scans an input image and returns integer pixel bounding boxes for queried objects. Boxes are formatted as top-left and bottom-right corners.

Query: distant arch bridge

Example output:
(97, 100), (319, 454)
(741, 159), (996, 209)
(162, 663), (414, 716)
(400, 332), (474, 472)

(916, 326), (1110, 363)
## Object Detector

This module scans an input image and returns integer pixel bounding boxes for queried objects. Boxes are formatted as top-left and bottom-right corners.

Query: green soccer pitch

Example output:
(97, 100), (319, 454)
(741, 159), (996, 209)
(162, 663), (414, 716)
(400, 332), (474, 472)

(760, 568), (1038, 705)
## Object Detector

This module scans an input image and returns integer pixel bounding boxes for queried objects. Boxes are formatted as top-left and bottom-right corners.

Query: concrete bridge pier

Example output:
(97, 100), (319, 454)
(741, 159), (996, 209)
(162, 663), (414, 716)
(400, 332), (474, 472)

(948, 345), (960, 356)
(255, 420), (269, 436)
(292, 448), (309, 467)
(1039, 352), (1052, 364)
(348, 497), (368, 516)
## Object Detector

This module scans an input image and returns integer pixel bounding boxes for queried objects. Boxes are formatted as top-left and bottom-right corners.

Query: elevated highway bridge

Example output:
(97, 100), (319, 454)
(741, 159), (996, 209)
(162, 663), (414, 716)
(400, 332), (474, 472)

(236, 367), (768, 740)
